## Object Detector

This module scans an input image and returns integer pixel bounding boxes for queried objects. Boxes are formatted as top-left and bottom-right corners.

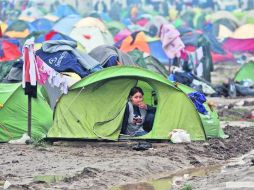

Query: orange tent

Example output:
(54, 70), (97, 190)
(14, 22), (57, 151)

(119, 32), (150, 53)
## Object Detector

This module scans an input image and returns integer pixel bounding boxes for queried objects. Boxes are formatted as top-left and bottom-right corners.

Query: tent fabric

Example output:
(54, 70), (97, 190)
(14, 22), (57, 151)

(128, 49), (168, 77)
(0, 22), (8, 33)
(223, 38), (254, 53)
(54, 4), (79, 18)
(0, 40), (21, 62)
(35, 30), (75, 43)
(53, 14), (81, 35)
(148, 40), (169, 65)
(0, 83), (52, 142)
(208, 11), (239, 25)
(4, 29), (30, 39)
(4, 20), (31, 38)
(105, 21), (125, 36)
(118, 32), (150, 54)
(211, 51), (235, 63)
(234, 61), (254, 82)
(177, 83), (225, 139)
(218, 24), (233, 39)
(48, 66), (225, 141)
(5, 20), (32, 32)
(18, 16), (36, 22)
(114, 28), (131, 43)
(232, 24), (254, 39)
(70, 26), (114, 53)
(19, 7), (44, 19)
(75, 17), (107, 32)
(0, 60), (19, 82)
(44, 14), (59, 22)
(88, 45), (135, 67)
(30, 18), (54, 32)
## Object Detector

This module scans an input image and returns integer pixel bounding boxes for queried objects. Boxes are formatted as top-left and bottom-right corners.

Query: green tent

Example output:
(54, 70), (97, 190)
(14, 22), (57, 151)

(128, 49), (169, 78)
(234, 61), (254, 82)
(0, 83), (52, 142)
(48, 66), (225, 141)
(105, 21), (125, 36)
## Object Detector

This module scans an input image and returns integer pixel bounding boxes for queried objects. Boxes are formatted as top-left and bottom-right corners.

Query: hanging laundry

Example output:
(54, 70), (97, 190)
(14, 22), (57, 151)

(36, 55), (68, 94)
(160, 24), (185, 59)
(22, 38), (39, 98)
(196, 47), (203, 61)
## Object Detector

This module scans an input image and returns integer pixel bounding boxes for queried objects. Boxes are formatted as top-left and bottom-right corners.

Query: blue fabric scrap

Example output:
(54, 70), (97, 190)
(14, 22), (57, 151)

(188, 91), (208, 115)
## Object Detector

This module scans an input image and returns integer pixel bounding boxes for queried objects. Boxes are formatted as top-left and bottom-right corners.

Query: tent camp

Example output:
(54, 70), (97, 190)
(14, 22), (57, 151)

(0, 83), (52, 142)
(47, 66), (225, 141)
(234, 61), (254, 82)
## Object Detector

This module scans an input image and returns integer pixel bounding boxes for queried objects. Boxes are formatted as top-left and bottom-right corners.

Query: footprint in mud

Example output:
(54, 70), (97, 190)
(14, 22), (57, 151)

(64, 167), (101, 183)
(188, 156), (201, 166)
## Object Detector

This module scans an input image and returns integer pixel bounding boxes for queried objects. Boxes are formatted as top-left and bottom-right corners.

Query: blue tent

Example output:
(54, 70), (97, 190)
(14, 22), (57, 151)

(30, 18), (54, 32)
(148, 40), (169, 65)
(53, 14), (81, 35)
(54, 4), (79, 18)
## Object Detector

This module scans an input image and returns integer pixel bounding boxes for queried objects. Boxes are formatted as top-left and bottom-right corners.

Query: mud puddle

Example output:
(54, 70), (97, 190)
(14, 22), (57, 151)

(111, 164), (222, 190)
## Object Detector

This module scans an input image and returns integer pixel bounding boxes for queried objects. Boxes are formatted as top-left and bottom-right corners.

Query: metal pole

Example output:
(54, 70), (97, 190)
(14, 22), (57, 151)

(28, 95), (32, 138)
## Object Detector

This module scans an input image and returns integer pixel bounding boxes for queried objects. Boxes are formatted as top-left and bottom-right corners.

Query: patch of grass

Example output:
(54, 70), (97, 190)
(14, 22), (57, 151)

(181, 183), (192, 190)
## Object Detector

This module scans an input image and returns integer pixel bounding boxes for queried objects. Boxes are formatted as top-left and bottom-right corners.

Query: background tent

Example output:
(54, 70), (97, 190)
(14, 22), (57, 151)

(34, 30), (76, 43)
(53, 14), (81, 35)
(48, 66), (225, 141)
(128, 49), (169, 77)
(232, 24), (254, 39)
(105, 21), (125, 36)
(30, 18), (54, 32)
(0, 83), (52, 142)
(223, 38), (254, 53)
(4, 20), (33, 38)
(234, 61), (254, 82)
(19, 6), (44, 20)
(0, 38), (21, 62)
(208, 11), (239, 25)
(53, 4), (79, 18)
(70, 18), (114, 52)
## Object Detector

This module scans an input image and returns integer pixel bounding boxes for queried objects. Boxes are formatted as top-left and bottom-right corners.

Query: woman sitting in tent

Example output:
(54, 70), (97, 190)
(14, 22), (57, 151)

(121, 87), (156, 136)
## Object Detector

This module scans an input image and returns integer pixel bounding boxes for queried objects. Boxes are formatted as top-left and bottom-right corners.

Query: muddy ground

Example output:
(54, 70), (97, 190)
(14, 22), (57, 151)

(0, 96), (253, 190)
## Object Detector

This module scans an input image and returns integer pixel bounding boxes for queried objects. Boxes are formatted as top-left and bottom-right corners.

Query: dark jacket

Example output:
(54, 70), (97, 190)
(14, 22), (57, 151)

(121, 103), (156, 134)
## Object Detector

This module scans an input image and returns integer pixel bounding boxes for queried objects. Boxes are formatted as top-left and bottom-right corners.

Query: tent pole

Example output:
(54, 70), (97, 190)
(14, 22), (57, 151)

(28, 95), (32, 138)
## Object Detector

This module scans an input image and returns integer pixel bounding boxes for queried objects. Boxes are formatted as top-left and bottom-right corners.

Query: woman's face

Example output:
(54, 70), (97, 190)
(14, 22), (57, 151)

(130, 92), (143, 106)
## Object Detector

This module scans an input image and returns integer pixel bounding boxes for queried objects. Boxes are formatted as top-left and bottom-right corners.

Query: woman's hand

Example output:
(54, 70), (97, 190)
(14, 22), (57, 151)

(138, 102), (147, 110)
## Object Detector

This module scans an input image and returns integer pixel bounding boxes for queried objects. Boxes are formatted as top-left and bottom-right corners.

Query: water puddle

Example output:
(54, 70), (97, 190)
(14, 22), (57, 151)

(33, 175), (66, 184)
(111, 165), (222, 190)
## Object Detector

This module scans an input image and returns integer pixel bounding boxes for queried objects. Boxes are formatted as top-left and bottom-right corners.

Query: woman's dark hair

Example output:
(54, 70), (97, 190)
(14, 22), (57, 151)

(129, 87), (144, 97)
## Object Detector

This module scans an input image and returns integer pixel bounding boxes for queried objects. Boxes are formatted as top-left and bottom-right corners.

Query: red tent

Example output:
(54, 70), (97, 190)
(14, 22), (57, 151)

(0, 40), (21, 62)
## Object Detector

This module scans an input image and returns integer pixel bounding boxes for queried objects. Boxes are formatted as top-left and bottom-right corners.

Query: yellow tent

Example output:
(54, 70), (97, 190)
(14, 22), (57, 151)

(74, 17), (107, 32)
(232, 24), (254, 39)
(44, 14), (59, 22)
(4, 29), (30, 38)
(0, 22), (8, 33)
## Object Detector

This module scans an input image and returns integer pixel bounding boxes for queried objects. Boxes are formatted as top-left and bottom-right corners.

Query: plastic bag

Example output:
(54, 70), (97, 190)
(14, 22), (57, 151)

(168, 129), (191, 143)
(8, 133), (30, 144)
